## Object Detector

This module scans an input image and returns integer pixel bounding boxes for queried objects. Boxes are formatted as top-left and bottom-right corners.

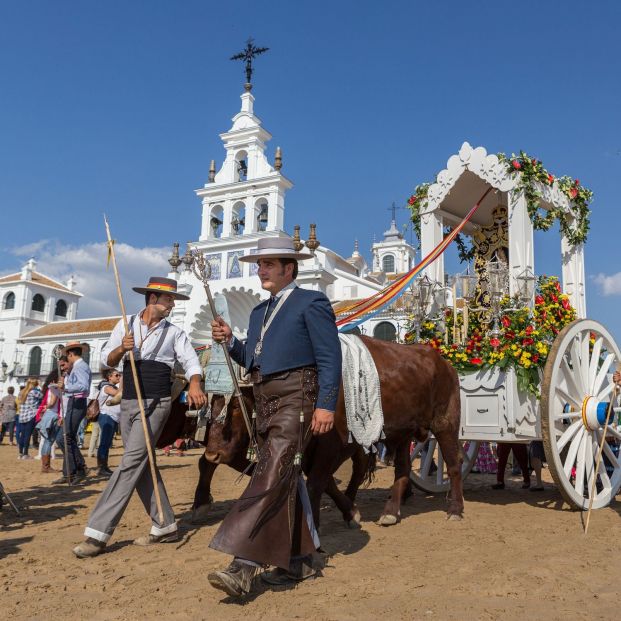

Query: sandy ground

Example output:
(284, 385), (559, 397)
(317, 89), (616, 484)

(1, 438), (620, 621)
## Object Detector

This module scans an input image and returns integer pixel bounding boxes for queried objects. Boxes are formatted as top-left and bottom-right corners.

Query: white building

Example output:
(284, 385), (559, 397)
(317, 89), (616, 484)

(0, 85), (415, 395)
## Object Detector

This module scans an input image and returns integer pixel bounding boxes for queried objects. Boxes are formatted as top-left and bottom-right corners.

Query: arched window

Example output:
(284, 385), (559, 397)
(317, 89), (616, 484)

(4, 291), (15, 310)
(382, 254), (395, 273)
(32, 293), (45, 312)
(373, 321), (397, 342)
(55, 299), (68, 317)
(28, 346), (42, 376)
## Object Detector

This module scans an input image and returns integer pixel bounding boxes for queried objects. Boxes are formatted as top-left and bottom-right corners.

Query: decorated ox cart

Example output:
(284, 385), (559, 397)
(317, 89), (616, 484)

(389, 143), (620, 511)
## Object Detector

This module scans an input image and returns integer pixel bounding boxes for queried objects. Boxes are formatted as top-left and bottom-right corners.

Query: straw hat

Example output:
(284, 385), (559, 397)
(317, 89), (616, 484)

(132, 276), (190, 300)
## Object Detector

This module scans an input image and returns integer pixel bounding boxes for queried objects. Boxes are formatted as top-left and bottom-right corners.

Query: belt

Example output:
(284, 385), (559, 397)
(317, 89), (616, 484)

(67, 393), (88, 399)
(250, 366), (317, 384)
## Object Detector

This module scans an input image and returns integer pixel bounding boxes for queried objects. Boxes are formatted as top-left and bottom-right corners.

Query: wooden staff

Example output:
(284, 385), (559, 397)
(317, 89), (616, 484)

(104, 216), (164, 523)
(584, 370), (619, 535)
(52, 345), (71, 486)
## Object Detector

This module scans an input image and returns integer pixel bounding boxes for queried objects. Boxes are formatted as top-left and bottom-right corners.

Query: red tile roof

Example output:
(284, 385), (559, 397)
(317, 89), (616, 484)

(20, 317), (120, 339)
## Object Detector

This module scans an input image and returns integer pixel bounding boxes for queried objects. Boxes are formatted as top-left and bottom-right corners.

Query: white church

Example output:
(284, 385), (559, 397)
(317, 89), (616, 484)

(0, 83), (415, 394)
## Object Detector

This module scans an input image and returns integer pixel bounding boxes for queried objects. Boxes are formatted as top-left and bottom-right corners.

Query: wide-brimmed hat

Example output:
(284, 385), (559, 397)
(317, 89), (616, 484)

(132, 276), (190, 300)
(239, 237), (313, 263)
(64, 341), (84, 353)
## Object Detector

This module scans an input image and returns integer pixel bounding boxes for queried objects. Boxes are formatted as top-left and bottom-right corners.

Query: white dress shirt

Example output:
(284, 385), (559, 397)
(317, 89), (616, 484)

(101, 313), (202, 381)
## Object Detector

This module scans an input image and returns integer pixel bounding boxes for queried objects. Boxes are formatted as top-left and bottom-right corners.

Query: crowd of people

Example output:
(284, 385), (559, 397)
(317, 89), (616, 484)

(0, 350), (123, 481)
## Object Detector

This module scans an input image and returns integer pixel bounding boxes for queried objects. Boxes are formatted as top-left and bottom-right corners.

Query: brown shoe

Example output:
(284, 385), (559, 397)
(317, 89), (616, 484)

(73, 538), (106, 558)
(208, 560), (258, 597)
(41, 455), (56, 473)
(133, 531), (179, 546)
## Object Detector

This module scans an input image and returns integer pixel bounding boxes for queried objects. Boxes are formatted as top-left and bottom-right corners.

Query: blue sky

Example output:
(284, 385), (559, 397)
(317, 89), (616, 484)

(1, 2), (620, 331)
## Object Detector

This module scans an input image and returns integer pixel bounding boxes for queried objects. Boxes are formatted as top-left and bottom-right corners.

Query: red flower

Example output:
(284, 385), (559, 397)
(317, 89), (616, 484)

(562, 298), (570, 310)
(522, 337), (534, 346)
(555, 281), (561, 292)
(548, 174), (554, 184)
(505, 330), (515, 339)
(490, 337), (501, 348)
(570, 188), (578, 198)
(575, 179), (580, 186)
(535, 295), (544, 305)
(501, 315), (511, 328)
(531, 158), (537, 165)
(551, 293), (558, 303)
(532, 354), (539, 363)
(525, 325), (534, 335)
(408, 196), (416, 205)
(470, 357), (483, 365)
(512, 160), (522, 170)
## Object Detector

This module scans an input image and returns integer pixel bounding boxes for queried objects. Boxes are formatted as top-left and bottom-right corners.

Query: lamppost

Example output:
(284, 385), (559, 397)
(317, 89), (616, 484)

(515, 267), (536, 307)
(487, 257), (509, 338)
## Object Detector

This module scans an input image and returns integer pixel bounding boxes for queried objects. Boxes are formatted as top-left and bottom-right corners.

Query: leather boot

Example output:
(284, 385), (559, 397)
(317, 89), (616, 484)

(97, 458), (113, 477)
(41, 454), (55, 473)
(208, 560), (258, 597)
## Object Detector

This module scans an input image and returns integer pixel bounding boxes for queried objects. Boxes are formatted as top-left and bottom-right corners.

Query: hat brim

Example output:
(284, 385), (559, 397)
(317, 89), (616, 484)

(239, 250), (314, 263)
(132, 287), (190, 301)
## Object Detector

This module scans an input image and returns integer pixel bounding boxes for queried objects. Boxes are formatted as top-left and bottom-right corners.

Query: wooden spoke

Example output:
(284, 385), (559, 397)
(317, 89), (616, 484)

(562, 426), (584, 479)
(557, 419), (582, 452)
(588, 337), (603, 394)
(592, 353), (614, 399)
(561, 357), (585, 405)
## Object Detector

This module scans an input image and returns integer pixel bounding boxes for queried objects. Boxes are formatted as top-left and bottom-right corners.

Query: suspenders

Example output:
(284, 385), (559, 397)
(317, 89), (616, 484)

(127, 314), (171, 362)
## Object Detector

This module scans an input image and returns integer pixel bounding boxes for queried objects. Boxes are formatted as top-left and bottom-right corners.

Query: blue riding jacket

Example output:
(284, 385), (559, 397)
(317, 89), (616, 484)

(229, 286), (341, 412)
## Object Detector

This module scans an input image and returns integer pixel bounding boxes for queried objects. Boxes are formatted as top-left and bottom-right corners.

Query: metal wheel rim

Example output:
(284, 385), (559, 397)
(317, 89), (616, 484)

(541, 319), (621, 510)
(409, 437), (479, 493)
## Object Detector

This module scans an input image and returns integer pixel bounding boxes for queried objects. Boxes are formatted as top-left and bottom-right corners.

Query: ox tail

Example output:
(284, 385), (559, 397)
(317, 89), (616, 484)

(361, 451), (377, 487)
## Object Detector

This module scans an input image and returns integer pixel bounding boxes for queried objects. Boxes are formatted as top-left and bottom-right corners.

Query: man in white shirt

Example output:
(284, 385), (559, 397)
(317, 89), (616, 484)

(73, 277), (206, 558)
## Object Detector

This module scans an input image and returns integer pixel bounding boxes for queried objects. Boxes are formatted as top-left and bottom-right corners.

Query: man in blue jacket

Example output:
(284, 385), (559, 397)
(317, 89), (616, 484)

(208, 237), (341, 597)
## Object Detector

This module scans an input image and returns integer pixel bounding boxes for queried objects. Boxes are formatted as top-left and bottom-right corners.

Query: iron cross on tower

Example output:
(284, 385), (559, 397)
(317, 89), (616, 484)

(230, 38), (269, 91)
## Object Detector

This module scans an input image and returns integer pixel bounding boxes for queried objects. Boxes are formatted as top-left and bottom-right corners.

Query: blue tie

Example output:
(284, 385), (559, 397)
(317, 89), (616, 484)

(263, 296), (277, 325)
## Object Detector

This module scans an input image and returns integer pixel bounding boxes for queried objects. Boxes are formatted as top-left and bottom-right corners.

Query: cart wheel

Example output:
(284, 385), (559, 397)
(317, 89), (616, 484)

(409, 437), (479, 493)
(541, 319), (621, 510)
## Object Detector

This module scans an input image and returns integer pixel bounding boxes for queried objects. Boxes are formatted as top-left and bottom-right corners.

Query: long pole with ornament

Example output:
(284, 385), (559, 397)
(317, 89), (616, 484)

(104, 215), (164, 523)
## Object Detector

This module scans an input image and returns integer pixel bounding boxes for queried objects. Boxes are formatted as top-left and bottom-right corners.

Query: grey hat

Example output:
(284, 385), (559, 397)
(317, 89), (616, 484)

(239, 237), (313, 263)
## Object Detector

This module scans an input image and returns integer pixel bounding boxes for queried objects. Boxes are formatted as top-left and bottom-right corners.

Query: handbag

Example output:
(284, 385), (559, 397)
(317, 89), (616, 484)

(35, 391), (49, 423)
(86, 391), (101, 422)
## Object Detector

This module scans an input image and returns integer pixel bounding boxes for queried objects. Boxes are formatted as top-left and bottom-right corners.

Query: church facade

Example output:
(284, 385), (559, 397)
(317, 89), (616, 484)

(0, 85), (415, 395)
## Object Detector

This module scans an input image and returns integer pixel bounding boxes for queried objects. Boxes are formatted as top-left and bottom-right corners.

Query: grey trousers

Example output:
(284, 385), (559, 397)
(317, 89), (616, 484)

(84, 397), (176, 544)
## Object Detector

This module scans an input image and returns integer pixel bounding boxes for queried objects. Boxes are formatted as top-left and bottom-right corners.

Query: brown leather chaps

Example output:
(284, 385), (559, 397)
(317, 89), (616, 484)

(209, 368), (318, 569)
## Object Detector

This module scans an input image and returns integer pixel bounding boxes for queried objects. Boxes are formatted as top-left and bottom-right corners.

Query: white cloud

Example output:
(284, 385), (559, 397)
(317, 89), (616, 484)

(593, 272), (621, 296)
(10, 240), (171, 317)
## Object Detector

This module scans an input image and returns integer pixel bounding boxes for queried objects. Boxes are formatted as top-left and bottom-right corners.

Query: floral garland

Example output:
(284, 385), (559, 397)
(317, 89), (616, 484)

(405, 276), (577, 396)
(406, 151), (593, 261)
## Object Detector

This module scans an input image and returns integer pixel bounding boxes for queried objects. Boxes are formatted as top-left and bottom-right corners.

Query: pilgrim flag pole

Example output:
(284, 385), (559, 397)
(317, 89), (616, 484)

(584, 367), (620, 535)
(52, 344), (71, 487)
(104, 215), (164, 523)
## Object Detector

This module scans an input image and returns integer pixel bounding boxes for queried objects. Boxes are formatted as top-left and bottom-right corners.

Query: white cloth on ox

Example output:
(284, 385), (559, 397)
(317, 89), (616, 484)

(338, 334), (384, 452)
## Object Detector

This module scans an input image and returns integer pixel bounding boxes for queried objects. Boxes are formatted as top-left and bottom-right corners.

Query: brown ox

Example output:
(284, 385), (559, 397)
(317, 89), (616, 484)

(160, 337), (464, 527)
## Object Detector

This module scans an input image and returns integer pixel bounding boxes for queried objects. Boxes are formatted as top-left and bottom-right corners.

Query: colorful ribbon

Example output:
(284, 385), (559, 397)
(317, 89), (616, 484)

(336, 187), (492, 331)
